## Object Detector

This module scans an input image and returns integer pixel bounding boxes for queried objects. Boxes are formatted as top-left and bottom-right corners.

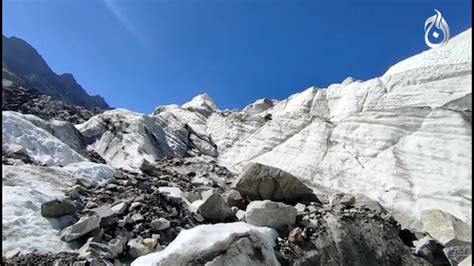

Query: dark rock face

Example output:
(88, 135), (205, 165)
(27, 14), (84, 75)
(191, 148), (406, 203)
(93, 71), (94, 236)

(2, 35), (110, 109)
(415, 236), (451, 265)
(279, 203), (427, 266)
(2, 85), (102, 124)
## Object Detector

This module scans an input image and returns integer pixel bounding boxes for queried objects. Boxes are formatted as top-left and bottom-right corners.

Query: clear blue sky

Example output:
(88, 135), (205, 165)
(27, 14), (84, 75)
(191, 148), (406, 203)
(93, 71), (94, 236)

(3, 0), (472, 113)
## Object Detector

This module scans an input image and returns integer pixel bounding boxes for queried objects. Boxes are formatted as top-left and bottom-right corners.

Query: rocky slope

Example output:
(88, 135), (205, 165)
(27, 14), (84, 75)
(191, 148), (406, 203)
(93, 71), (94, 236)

(2, 35), (110, 109)
(2, 83), (102, 124)
(1, 28), (471, 265)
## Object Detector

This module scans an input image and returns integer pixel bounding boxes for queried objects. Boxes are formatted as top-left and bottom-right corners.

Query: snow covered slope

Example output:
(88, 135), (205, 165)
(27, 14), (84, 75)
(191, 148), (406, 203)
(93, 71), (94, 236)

(76, 108), (217, 170)
(2, 111), (86, 166)
(2, 163), (115, 253)
(155, 28), (472, 227)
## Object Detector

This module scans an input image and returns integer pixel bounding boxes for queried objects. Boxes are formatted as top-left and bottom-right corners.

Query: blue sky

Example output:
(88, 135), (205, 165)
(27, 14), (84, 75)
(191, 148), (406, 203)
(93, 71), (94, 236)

(3, 0), (472, 113)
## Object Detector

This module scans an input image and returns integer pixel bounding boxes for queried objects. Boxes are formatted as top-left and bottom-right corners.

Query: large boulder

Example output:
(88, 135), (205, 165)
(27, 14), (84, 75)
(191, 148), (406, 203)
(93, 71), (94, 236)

(131, 222), (279, 266)
(421, 209), (471, 247)
(60, 215), (101, 242)
(245, 200), (297, 229)
(233, 163), (313, 203)
(41, 199), (76, 218)
(197, 193), (234, 222)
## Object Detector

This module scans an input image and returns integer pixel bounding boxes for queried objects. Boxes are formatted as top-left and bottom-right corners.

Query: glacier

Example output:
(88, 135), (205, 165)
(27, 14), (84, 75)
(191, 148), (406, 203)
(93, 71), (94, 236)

(2, 28), (471, 257)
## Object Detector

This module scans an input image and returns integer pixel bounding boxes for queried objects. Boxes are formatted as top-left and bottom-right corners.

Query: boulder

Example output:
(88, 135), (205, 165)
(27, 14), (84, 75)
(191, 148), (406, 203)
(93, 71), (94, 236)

(131, 214), (144, 223)
(108, 238), (124, 257)
(111, 202), (128, 214)
(131, 222), (279, 265)
(223, 189), (246, 210)
(414, 236), (450, 265)
(141, 238), (158, 251)
(421, 209), (471, 247)
(66, 185), (86, 199)
(288, 227), (304, 243)
(127, 237), (156, 259)
(60, 215), (101, 242)
(91, 205), (117, 226)
(245, 200), (297, 229)
(150, 218), (171, 231)
(294, 203), (306, 214)
(236, 210), (246, 221)
(233, 163), (313, 203)
(41, 199), (76, 218)
(443, 245), (472, 266)
(78, 237), (114, 260)
(197, 193), (234, 222)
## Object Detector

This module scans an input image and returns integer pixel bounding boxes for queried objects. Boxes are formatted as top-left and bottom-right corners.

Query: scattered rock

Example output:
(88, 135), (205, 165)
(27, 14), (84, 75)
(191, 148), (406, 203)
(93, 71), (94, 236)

(222, 189), (246, 210)
(4, 249), (21, 259)
(60, 215), (101, 242)
(85, 202), (99, 209)
(141, 238), (158, 251)
(294, 203), (306, 214)
(245, 200), (297, 229)
(41, 199), (76, 218)
(399, 228), (418, 247)
(150, 218), (171, 231)
(288, 227), (304, 243)
(127, 238), (152, 259)
(421, 209), (471, 247)
(233, 162), (313, 203)
(87, 241), (115, 259)
(91, 205), (114, 219)
(415, 236), (450, 265)
(197, 193), (234, 222)
(329, 193), (355, 207)
(443, 245), (472, 266)
(235, 210), (246, 221)
(3, 251), (86, 265)
(130, 214), (144, 223)
(108, 238), (124, 257)
(354, 194), (387, 213)
(110, 202), (128, 214)
(66, 185), (86, 199)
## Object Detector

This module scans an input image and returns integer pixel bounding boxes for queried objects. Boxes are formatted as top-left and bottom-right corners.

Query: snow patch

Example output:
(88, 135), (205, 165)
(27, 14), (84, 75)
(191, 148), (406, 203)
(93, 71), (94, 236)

(131, 222), (278, 265)
(2, 165), (76, 253)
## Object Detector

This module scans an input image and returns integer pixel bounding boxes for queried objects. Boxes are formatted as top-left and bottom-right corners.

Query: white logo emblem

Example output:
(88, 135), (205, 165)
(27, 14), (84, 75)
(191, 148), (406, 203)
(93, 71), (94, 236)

(424, 9), (450, 48)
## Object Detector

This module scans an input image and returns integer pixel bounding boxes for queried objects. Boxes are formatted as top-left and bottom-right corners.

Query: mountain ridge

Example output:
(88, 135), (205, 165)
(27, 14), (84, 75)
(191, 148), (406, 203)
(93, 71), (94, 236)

(2, 34), (110, 109)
